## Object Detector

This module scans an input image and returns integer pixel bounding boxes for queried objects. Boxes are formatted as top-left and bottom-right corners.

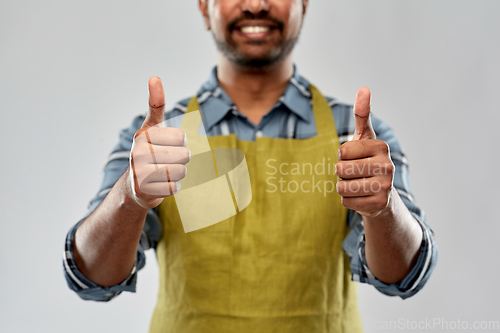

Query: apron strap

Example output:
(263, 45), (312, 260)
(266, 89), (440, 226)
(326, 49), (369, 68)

(183, 96), (203, 134)
(309, 84), (340, 140)
(186, 96), (201, 114)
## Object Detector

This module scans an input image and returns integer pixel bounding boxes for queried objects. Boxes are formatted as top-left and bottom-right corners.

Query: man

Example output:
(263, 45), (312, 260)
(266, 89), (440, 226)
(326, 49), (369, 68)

(63, 0), (437, 332)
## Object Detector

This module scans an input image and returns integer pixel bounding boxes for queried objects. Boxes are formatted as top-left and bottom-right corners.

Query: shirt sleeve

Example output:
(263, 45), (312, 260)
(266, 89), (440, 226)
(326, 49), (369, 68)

(341, 112), (438, 299)
(62, 113), (163, 302)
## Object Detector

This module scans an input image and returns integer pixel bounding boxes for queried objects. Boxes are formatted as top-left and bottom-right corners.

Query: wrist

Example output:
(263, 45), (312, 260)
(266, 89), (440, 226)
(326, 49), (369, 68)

(123, 167), (163, 210)
(363, 186), (398, 223)
(120, 168), (150, 211)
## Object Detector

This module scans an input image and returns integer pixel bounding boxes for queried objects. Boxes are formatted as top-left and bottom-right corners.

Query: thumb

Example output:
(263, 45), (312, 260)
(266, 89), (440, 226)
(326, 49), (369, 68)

(142, 76), (166, 128)
(352, 87), (376, 140)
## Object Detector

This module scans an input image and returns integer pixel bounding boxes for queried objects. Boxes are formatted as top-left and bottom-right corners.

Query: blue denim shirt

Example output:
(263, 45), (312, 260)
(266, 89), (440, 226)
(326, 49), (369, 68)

(63, 66), (438, 302)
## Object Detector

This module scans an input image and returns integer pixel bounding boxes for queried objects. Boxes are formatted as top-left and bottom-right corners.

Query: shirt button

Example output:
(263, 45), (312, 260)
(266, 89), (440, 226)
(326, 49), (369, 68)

(256, 130), (263, 138)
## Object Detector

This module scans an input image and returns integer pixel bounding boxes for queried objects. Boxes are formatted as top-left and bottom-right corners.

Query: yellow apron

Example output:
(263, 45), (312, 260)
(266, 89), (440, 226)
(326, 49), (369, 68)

(150, 85), (363, 333)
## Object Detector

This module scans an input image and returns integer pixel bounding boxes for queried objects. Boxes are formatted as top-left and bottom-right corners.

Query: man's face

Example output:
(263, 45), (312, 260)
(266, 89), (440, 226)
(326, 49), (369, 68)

(202, 0), (307, 68)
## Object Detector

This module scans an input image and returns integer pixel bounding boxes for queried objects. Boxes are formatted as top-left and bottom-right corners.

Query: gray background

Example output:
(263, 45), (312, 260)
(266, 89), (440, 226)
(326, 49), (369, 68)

(1, 0), (499, 332)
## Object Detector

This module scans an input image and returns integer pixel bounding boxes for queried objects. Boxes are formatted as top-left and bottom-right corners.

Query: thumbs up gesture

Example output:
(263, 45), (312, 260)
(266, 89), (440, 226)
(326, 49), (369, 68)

(127, 77), (191, 209)
(335, 88), (395, 217)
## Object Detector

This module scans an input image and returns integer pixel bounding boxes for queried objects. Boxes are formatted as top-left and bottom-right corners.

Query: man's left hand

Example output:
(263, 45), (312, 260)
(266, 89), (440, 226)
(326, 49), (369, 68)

(335, 87), (396, 218)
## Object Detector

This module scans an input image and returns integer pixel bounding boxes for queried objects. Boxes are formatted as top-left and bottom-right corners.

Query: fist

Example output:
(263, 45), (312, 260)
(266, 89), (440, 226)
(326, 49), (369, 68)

(335, 87), (395, 217)
(128, 77), (190, 209)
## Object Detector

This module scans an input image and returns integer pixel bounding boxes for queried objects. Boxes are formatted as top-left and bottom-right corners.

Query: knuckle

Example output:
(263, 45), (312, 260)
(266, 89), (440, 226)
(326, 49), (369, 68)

(131, 149), (149, 161)
(178, 147), (189, 159)
(169, 165), (182, 181)
(335, 162), (342, 175)
(178, 129), (187, 145)
(134, 128), (146, 141)
(378, 141), (390, 154)
(165, 128), (186, 146)
(130, 150), (142, 160)
(169, 182), (180, 195)
(380, 181), (392, 192)
(336, 181), (346, 195)
(166, 147), (190, 163)
(338, 144), (348, 160)
(384, 162), (395, 174)
(371, 140), (386, 152)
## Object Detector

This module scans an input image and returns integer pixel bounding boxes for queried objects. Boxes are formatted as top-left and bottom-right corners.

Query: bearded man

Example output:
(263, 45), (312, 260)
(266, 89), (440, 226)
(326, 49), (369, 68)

(63, 1), (437, 332)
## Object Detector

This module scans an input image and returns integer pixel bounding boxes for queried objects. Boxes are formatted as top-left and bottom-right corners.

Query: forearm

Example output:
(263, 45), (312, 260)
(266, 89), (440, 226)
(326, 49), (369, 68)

(363, 188), (423, 284)
(73, 168), (149, 287)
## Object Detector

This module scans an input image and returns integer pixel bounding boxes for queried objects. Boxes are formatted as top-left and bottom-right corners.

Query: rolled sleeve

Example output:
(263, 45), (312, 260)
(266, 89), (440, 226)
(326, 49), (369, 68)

(344, 212), (438, 299)
(62, 219), (146, 302)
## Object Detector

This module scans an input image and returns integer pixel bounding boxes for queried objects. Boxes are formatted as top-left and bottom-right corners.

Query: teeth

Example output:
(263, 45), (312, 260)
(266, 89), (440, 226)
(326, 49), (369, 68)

(240, 26), (270, 34)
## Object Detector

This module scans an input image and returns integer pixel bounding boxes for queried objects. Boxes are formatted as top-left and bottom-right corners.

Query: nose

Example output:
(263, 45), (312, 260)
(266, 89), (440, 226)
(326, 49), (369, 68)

(242, 0), (271, 13)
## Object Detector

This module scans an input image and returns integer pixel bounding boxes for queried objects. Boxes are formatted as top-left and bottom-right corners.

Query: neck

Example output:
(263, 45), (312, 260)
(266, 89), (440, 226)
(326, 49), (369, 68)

(216, 54), (294, 125)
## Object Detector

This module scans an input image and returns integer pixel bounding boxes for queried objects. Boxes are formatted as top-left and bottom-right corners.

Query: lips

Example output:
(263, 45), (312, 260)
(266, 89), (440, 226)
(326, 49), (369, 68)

(232, 21), (279, 40)
(240, 26), (271, 34)
(233, 19), (280, 32)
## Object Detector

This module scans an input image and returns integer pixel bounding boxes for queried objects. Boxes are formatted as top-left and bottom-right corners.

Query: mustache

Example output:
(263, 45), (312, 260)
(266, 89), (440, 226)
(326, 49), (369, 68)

(227, 12), (284, 31)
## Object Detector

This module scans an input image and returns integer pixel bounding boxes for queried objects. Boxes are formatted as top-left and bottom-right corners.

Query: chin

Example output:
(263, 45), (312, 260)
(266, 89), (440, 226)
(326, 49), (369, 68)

(231, 55), (283, 70)
(215, 34), (295, 69)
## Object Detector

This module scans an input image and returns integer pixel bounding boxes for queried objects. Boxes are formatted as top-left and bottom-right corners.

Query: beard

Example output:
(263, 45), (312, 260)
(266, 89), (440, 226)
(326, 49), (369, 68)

(211, 11), (301, 69)
(212, 32), (299, 69)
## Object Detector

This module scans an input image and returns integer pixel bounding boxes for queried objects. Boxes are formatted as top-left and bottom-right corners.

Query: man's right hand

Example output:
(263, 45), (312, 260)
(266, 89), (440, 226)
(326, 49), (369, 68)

(127, 77), (190, 209)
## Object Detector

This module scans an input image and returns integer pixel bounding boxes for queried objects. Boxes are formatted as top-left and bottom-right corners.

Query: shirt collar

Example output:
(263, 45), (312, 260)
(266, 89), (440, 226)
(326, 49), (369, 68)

(279, 67), (312, 123)
(196, 65), (313, 132)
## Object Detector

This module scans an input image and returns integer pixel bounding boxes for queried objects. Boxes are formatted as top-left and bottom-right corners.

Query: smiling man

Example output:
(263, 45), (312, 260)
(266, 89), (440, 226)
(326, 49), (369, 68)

(63, 1), (438, 332)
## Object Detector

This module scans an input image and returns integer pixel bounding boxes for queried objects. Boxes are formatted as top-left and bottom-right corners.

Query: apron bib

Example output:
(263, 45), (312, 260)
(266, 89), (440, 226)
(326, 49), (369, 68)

(150, 85), (363, 333)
